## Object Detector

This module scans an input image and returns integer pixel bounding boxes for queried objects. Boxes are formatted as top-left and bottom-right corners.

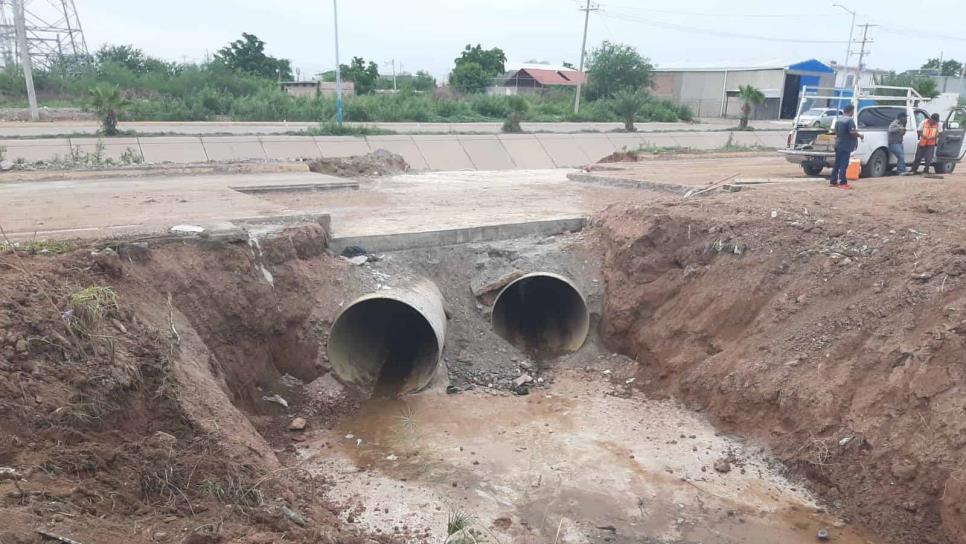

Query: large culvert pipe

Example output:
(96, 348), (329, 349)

(328, 280), (446, 395)
(491, 272), (590, 356)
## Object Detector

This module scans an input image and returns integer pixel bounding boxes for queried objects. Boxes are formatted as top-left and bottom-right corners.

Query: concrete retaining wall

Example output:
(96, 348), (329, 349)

(0, 130), (786, 170)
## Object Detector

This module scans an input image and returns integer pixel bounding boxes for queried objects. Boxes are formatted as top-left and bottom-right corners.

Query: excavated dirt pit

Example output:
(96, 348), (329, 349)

(4, 182), (966, 544)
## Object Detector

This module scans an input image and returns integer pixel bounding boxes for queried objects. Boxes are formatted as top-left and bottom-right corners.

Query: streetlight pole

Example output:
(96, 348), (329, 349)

(332, 0), (343, 126)
(833, 3), (856, 97)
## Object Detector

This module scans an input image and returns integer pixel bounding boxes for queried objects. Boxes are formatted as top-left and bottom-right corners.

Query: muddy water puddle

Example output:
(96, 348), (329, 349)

(298, 371), (877, 543)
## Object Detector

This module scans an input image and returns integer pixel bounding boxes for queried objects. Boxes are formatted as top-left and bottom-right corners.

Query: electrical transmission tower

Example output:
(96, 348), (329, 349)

(0, 0), (88, 70)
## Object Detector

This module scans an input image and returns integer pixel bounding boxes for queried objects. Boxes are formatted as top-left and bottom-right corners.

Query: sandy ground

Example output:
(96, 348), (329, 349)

(298, 360), (877, 544)
(0, 119), (787, 137)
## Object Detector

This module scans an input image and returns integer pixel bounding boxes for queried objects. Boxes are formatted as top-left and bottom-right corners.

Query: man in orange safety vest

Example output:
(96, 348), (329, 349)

(911, 113), (941, 175)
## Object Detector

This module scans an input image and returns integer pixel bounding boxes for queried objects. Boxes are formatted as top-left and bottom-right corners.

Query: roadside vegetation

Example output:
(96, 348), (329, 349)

(0, 35), (692, 127)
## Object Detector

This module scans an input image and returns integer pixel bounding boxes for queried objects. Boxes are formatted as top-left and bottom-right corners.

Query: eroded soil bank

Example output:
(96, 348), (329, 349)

(596, 201), (966, 544)
(3, 181), (965, 544)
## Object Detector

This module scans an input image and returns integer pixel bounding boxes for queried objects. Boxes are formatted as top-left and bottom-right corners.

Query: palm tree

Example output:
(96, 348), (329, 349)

(737, 85), (765, 130)
(611, 89), (649, 132)
(88, 85), (130, 136)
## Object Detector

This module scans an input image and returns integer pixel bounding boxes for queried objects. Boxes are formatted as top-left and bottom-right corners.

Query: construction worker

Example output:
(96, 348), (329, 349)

(830, 104), (863, 188)
(911, 113), (941, 175)
(888, 112), (909, 174)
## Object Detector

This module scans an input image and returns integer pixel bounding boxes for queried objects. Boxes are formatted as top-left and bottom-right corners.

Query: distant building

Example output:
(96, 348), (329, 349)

(827, 61), (888, 89)
(281, 80), (355, 98)
(652, 59), (836, 119)
(490, 65), (586, 96)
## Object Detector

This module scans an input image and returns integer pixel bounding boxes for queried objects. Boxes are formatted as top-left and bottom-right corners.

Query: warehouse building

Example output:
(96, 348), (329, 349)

(652, 59), (836, 119)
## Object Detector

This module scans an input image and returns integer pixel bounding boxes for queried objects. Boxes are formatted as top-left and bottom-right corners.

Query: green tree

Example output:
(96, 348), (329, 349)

(502, 96), (529, 133)
(881, 73), (940, 99)
(455, 44), (506, 76)
(214, 33), (292, 80)
(88, 85), (130, 135)
(921, 58), (963, 77)
(450, 44), (506, 93)
(449, 62), (490, 93)
(611, 89), (649, 132)
(585, 41), (653, 100)
(95, 45), (171, 74)
(737, 85), (765, 129)
(340, 57), (379, 94)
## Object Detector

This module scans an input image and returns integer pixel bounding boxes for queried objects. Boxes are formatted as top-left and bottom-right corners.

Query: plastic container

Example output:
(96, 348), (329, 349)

(846, 155), (862, 181)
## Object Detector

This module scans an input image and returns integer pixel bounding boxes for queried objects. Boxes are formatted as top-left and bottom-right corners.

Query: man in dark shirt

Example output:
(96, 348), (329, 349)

(830, 104), (863, 188)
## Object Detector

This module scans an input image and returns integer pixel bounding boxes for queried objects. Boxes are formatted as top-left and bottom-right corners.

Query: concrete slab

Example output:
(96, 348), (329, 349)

(606, 133), (646, 153)
(458, 135), (516, 170)
(497, 135), (555, 169)
(535, 134), (592, 167)
(728, 131), (763, 148)
(260, 136), (322, 160)
(365, 136), (428, 169)
(412, 135), (475, 170)
(139, 136), (208, 163)
(68, 137), (143, 163)
(638, 132), (678, 149)
(573, 134), (618, 163)
(330, 218), (587, 253)
(670, 132), (729, 150)
(315, 136), (372, 158)
(0, 138), (73, 162)
(756, 131), (788, 149)
(201, 136), (267, 161)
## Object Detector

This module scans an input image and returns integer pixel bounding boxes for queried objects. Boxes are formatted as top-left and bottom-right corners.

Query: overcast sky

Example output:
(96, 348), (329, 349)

(72, 0), (966, 79)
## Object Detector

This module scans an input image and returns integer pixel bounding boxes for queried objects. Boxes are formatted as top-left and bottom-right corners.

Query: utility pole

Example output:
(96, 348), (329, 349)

(573, 0), (598, 114)
(832, 4), (855, 91)
(332, 0), (343, 126)
(853, 23), (876, 107)
(12, 0), (37, 121)
(388, 58), (397, 91)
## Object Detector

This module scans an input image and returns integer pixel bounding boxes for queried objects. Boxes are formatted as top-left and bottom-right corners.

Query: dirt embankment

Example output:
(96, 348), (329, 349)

(0, 226), (374, 544)
(596, 204), (966, 544)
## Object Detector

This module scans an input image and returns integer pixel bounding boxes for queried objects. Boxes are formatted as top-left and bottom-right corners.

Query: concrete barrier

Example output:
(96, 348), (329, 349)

(0, 129), (786, 170)
(315, 136), (371, 158)
(139, 136), (208, 163)
(535, 134), (591, 167)
(0, 138), (72, 162)
(260, 136), (322, 160)
(365, 135), (427, 169)
(69, 137), (143, 162)
(202, 136), (267, 161)
(458, 135), (516, 170)
(412, 135), (475, 170)
(497, 135), (555, 169)
(573, 134), (618, 163)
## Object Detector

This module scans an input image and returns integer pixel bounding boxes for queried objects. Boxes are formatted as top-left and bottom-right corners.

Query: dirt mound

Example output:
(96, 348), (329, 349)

(595, 203), (966, 544)
(308, 149), (409, 178)
(598, 150), (640, 163)
(0, 226), (374, 544)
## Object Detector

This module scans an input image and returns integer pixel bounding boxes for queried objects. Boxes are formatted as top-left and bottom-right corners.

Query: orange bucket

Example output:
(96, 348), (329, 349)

(846, 155), (861, 181)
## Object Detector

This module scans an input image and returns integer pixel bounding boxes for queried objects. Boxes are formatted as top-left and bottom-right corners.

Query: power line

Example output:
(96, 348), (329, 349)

(597, 9), (851, 44)
(599, 3), (829, 19)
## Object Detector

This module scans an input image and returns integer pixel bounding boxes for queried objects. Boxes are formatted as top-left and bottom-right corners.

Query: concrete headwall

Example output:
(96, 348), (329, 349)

(0, 130), (785, 170)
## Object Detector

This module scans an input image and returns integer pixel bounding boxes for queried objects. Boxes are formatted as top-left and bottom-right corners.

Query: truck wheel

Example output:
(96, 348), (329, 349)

(935, 161), (957, 174)
(802, 164), (824, 177)
(862, 149), (888, 178)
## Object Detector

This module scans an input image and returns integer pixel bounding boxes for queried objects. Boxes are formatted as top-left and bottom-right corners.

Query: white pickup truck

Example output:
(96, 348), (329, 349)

(781, 86), (966, 177)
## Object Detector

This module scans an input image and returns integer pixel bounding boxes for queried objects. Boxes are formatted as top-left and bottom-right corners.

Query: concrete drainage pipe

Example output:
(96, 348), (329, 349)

(491, 272), (590, 357)
(327, 280), (446, 395)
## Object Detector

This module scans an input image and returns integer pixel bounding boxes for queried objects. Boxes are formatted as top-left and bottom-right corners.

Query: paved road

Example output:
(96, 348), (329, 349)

(1, 169), (635, 242)
(0, 119), (789, 137)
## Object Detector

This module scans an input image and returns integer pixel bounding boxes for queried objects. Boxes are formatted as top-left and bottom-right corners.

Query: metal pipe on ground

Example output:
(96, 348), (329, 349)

(328, 279), (446, 395)
(491, 272), (590, 357)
